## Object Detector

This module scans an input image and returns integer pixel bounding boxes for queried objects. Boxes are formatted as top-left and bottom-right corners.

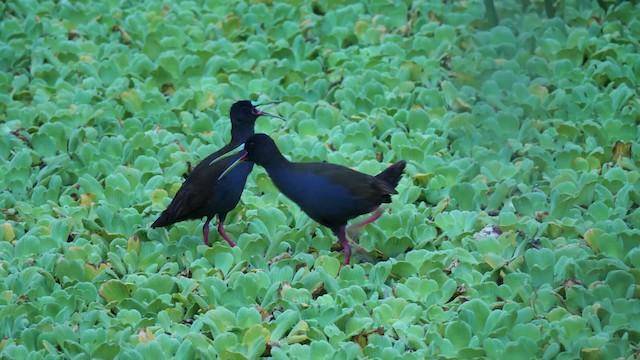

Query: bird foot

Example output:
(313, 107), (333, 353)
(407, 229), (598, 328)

(346, 227), (362, 243)
(346, 237), (383, 264)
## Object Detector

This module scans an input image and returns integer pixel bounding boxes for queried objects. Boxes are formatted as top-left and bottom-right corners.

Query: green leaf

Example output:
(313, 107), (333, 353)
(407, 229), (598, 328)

(444, 320), (472, 350)
(297, 119), (318, 137)
(99, 280), (135, 303)
(315, 256), (340, 278)
(369, 261), (392, 286)
(237, 307), (262, 329)
(604, 270), (634, 299)
(98, 58), (122, 86)
(345, 316), (373, 337)
(434, 211), (479, 240)
(524, 248), (556, 288)
(243, 324), (269, 358)
(270, 309), (300, 342)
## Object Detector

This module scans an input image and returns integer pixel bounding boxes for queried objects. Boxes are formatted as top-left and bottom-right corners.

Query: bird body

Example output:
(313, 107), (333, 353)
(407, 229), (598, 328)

(151, 101), (283, 246)
(267, 162), (396, 229)
(151, 145), (252, 245)
(218, 133), (405, 263)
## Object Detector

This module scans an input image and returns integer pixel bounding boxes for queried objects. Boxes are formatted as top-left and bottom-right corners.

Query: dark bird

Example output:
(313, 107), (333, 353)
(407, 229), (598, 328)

(151, 101), (283, 246)
(216, 133), (406, 264)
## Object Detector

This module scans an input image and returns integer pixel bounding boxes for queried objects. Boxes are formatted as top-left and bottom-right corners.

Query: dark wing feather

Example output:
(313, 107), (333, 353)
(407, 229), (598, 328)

(151, 142), (239, 227)
(294, 162), (400, 205)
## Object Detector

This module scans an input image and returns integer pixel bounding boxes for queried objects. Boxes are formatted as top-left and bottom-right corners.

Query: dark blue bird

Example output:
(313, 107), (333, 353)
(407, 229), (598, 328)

(151, 101), (283, 246)
(217, 133), (406, 264)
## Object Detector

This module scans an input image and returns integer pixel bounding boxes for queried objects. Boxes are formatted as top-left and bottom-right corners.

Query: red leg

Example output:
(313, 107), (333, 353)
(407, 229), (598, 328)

(202, 218), (211, 246)
(218, 221), (236, 247)
(349, 207), (383, 233)
(335, 225), (351, 265)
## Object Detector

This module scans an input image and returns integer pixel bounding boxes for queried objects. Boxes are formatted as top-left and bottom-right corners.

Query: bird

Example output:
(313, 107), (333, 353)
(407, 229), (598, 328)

(151, 101), (284, 246)
(215, 133), (406, 264)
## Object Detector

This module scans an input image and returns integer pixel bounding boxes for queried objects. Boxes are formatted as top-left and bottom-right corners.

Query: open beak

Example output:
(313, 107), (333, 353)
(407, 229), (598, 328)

(251, 101), (285, 120)
(217, 151), (248, 180)
(209, 143), (249, 180)
(209, 143), (245, 166)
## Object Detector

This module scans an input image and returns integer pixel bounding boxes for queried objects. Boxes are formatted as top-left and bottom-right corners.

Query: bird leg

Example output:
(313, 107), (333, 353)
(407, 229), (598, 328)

(202, 218), (211, 246)
(343, 232), (385, 264)
(335, 225), (351, 265)
(218, 221), (236, 247)
(346, 240), (376, 264)
(347, 207), (383, 238)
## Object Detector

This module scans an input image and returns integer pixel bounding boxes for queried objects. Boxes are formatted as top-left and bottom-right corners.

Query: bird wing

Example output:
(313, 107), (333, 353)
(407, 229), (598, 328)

(152, 143), (239, 225)
(295, 162), (396, 205)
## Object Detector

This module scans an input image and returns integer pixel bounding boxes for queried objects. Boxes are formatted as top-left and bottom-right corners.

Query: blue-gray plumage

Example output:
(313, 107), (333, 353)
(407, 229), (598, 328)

(218, 133), (406, 263)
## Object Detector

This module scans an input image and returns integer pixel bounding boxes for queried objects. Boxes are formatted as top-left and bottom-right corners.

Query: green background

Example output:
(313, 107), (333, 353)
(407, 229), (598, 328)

(1, 0), (639, 358)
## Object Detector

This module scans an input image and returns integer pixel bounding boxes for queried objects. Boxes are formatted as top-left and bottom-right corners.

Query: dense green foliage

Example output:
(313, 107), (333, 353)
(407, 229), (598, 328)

(1, 0), (639, 358)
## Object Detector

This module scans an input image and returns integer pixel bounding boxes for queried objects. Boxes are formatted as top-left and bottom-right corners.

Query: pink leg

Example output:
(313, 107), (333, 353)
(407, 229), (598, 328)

(218, 221), (236, 247)
(202, 218), (211, 246)
(349, 207), (383, 233)
(335, 225), (351, 265)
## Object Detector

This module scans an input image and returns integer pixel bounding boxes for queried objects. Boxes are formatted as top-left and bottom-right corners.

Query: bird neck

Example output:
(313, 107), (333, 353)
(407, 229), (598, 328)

(258, 151), (289, 170)
(230, 124), (255, 143)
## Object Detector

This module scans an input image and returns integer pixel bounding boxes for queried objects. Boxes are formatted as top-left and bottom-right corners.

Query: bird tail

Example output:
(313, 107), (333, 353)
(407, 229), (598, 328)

(150, 189), (191, 228)
(375, 160), (406, 189)
(151, 211), (172, 228)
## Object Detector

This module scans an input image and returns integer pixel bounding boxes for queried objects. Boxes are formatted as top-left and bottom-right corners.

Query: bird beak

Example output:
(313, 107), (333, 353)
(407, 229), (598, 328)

(251, 101), (285, 120)
(209, 143), (245, 166)
(217, 150), (248, 180)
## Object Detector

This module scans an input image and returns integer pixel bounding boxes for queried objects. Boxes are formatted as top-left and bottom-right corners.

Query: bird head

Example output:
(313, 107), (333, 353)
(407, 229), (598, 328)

(212, 134), (282, 179)
(229, 100), (285, 126)
(239, 133), (279, 164)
